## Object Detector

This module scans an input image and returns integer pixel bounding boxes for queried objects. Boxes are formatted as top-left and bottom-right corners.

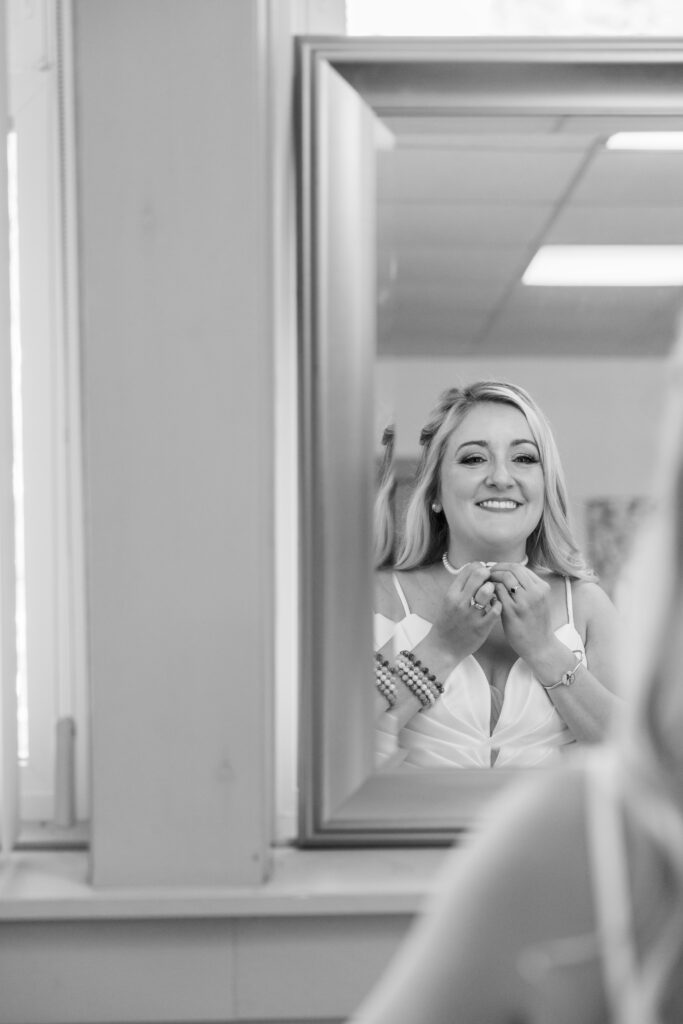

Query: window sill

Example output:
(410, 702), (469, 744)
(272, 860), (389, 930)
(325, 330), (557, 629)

(0, 845), (453, 921)
(16, 819), (89, 850)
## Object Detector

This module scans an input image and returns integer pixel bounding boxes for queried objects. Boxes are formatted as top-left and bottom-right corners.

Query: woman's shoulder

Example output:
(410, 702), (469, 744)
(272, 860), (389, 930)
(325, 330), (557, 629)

(555, 577), (619, 666)
(374, 568), (397, 614)
(378, 562), (441, 586)
(569, 577), (619, 626)
(375, 563), (442, 617)
(374, 567), (415, 617)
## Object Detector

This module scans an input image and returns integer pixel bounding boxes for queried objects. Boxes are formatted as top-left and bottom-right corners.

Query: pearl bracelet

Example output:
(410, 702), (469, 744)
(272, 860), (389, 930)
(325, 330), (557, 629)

(374, 652), (398, 708)
(394, 650), (444, 709)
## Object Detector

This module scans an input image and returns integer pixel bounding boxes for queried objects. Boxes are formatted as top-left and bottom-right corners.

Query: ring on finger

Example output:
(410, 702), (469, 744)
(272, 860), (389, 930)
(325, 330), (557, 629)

(509, 585), (518, 595)
(470, 597), (487, 612)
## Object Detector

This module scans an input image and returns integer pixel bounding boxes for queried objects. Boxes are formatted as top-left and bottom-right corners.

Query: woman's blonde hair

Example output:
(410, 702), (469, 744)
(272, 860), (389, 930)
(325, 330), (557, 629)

(373, 425), (397, 568)
(395, 380), (593, 579)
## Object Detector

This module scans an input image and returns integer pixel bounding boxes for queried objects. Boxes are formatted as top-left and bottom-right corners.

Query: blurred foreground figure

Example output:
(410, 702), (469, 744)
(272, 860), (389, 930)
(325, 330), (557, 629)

(354, 361), (683, 1023)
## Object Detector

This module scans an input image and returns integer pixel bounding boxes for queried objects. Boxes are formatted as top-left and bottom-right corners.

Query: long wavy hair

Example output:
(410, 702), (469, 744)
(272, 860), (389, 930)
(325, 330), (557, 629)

(394, 380), (593, 579)
(373, 425), (397, 569)
(611, 341), (683, 1021)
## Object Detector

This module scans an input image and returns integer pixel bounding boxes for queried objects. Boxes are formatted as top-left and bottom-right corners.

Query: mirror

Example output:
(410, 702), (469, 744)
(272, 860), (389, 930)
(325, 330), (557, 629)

(297, 37), (683, 845)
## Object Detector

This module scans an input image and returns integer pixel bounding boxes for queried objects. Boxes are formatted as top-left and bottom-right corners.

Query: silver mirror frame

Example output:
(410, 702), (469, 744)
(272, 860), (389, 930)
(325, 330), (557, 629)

(297, 35), (683, 846)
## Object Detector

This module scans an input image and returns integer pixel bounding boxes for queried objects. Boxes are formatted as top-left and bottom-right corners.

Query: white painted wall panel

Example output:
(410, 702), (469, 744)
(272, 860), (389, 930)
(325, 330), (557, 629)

(75, 0), (273, 886)
(0, 919), (237, 1023)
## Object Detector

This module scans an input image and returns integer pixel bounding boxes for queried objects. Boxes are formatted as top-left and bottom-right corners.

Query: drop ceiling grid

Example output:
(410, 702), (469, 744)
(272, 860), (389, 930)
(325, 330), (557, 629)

(378, 131), (683, 356)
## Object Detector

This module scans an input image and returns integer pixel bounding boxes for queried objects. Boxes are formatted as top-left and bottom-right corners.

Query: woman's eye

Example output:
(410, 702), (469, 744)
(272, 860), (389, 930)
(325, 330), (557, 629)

(513, 453), (539, 464)
(460, 454), (485, 465)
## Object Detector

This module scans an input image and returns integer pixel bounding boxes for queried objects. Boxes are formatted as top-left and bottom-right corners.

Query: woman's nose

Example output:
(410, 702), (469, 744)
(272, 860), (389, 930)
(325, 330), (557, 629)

(485, 460), (513, 487)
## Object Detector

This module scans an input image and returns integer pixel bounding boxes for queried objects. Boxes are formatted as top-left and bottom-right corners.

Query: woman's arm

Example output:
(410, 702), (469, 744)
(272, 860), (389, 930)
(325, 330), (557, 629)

(373, 564), (501, 728)
(529, 581), (621, 743)
(373, 571), (423, 728)
(488, 568), (621, 743)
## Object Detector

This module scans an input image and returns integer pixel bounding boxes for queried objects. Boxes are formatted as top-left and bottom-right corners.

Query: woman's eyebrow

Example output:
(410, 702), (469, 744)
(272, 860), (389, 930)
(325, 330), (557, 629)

(455, 437), (538, 453)
(455, 440), (489, 452)
(511, 438), (539, 449)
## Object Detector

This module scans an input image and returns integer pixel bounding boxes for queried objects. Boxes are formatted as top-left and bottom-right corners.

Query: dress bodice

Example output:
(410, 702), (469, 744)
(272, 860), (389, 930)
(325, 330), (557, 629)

(374, 573), (581, 768)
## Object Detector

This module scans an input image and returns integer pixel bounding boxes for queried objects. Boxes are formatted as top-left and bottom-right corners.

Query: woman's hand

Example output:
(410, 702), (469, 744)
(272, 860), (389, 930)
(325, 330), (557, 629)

(429, 562), (501, 663)
(377, 564), (502, 729)
(487, 570), (622, 743)
(487, 564), (556, 665)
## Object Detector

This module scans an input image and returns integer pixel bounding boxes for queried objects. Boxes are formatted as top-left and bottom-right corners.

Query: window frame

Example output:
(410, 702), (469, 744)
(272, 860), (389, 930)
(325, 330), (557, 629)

(3, 0), (88, 846)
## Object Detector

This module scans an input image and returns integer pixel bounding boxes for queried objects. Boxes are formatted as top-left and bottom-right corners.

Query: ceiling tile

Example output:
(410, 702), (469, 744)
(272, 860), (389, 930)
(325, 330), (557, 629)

(390, 245), (530, 285)
(380, 147), (589, 203)
(571, 151), (683, 205)
(379, 202), (554, 247)
(546, 205), (683, 244)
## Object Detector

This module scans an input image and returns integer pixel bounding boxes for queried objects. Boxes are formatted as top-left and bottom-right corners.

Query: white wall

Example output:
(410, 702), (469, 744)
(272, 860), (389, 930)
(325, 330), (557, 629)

(76, 0), (275, 886)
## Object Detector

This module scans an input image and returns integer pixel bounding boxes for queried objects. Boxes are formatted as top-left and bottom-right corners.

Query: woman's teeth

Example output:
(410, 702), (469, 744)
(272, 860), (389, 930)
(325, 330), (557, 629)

(477, 500), (519, 510)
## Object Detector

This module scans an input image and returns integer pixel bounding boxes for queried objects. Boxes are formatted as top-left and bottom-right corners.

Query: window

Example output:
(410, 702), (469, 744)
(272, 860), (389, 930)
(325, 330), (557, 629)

(346, 0), (683, 37)
(1, 0), (87, 849)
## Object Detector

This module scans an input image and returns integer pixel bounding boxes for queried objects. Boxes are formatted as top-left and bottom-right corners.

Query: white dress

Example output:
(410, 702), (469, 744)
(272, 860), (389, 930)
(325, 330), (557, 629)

(374, 575), (581, 768)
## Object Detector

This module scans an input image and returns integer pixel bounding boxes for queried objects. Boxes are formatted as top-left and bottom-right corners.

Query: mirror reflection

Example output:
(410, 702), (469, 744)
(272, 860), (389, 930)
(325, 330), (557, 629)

(372, 114), (683, 770)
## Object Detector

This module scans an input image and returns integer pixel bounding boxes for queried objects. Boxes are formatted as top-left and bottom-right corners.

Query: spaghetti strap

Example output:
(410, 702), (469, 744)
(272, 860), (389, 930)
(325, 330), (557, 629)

(585, 754), (643, 1024)
(565, 577), (575, 627)
(392, 573), (411, 618)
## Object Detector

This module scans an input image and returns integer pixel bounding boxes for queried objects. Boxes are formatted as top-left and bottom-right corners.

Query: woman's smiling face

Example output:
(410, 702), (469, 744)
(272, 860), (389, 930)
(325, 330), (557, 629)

(438, 401), (545, 561)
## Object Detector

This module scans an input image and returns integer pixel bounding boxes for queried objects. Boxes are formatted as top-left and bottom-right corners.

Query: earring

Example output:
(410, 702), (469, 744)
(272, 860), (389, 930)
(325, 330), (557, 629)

(431, 502), (442, 513)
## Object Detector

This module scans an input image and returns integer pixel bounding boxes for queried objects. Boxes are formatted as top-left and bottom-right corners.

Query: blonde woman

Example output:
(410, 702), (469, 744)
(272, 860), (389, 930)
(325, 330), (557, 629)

(374, 381), (619, 768)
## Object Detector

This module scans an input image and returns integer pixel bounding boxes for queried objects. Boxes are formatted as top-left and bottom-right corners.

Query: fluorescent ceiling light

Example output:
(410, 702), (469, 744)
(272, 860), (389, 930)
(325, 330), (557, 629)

(606, 132), (683, 150)
(523, 246), (683, 287)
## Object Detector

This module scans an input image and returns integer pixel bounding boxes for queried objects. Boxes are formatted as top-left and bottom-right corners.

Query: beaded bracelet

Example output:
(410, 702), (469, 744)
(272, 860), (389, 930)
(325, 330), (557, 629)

(393, 650), (444, 709)
(374, 652), (398, 708)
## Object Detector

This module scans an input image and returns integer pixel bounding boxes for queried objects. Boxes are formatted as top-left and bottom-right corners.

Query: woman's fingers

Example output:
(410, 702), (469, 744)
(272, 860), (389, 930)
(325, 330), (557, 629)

(488, 568), (523, 595)
(432, 563), (500, 657)
(493, 581), (516, 610)
(454, 562), (491, 591)
(461, 565), (498, 611)
(492, 573), (555, 663)
(473, 581), (496, 607)
(447, 563), (491, 607)
(447, 565), (500, 623)
(489, 563), (543, 590)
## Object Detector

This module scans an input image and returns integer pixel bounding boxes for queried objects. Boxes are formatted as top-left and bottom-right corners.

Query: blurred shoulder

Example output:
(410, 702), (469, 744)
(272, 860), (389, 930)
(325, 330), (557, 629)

(434, 761), (594, 949)
(473, 761), (587, 866)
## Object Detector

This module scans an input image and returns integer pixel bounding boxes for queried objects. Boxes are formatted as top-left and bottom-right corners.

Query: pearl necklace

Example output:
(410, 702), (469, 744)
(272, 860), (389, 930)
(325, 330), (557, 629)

(441, 553), (529, 575)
